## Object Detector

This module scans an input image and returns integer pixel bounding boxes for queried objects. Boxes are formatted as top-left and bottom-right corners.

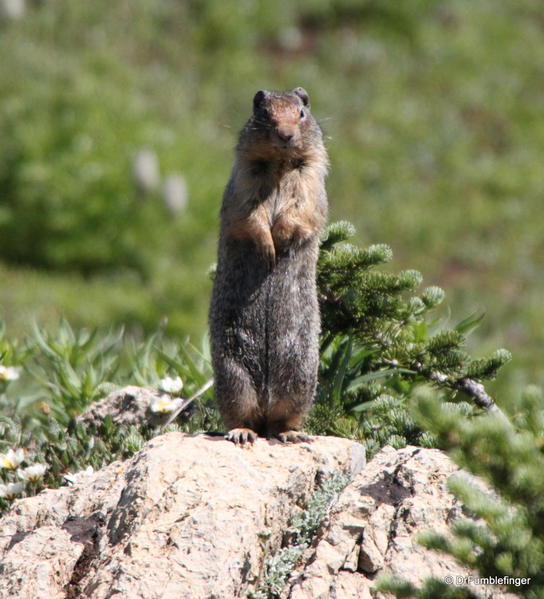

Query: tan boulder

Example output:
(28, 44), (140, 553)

(0, 433), (364, 599)
(286, 445), (514, 599)
(0, 434), (516, 599)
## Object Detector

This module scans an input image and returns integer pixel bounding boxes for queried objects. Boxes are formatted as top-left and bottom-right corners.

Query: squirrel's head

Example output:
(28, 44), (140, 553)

(251, 87), (317, 152)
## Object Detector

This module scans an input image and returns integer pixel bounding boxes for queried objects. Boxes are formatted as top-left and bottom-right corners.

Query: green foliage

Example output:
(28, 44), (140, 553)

(0, 410), (152, 513)
(0, 54), (166, 275)
(0, 318), (216, 514)
(27, 320), (124, 422)
(309, 222), (510, 456)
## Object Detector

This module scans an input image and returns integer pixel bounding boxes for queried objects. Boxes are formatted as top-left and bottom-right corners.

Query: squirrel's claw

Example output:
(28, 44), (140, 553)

(274, 430), (311, 443)
(225, 427), (258, 446)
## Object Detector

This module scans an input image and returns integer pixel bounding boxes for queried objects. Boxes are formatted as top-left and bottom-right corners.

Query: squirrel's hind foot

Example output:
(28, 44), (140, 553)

(274, 430), (311, 444)
(225, 427), (258, 446)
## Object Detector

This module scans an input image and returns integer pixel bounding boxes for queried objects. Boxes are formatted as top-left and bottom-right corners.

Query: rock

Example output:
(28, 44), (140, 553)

(286, 445), (515, 599)
(0, 433), (365, 599)
(0, 438), (515, 599)
(77, 385), (181, 428)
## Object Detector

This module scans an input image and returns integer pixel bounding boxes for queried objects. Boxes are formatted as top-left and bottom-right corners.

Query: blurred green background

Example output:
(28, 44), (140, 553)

(1, 0), (542, 398)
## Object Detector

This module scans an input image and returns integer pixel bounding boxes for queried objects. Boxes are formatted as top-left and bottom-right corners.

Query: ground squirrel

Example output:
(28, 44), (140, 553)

(209, 87), (329, 445)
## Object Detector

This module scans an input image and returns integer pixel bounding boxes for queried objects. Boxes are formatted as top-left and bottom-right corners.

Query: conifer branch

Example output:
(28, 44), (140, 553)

(454, 377), (511, 424)
(413, 364), (512, 426)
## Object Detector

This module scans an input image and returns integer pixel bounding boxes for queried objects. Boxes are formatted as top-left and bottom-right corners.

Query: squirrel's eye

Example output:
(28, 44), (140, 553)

(300, 109), (306, 119)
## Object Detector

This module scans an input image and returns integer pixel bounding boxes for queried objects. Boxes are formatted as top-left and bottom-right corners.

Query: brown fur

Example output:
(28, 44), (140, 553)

(209, 88), (329, 445)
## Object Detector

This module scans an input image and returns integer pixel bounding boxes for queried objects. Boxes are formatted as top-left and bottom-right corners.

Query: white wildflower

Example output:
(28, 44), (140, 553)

(158, 376), (183, 395)
(63, 465), (94, 487)
(0, 482), (24, 499)
(132, 149), (160, 193)
(0, 448), (25, 470)
(0, 365), (21, 382)
(162, 174), (188, 215)
(17, 463), (48, 483)
(150, 395), (183, 414)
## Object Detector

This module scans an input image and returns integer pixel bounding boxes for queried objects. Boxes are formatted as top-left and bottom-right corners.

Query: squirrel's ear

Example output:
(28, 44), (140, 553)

(292, 87), (310, 107)
(253, 90), (268, 111)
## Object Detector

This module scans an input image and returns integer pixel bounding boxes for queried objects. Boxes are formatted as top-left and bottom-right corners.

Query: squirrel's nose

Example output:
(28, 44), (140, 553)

(277, 129), (294, 143)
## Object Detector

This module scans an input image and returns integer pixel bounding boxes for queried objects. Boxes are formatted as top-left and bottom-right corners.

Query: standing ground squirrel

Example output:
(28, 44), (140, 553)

(209, 87), (329, 445)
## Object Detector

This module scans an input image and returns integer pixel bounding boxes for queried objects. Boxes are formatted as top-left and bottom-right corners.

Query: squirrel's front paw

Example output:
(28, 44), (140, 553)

(272, 217), (303, 250)
(260, 243), (276, 271)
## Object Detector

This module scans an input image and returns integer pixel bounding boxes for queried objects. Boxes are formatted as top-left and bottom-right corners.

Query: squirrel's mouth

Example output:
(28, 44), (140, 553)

(273, 136), (299, 151)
